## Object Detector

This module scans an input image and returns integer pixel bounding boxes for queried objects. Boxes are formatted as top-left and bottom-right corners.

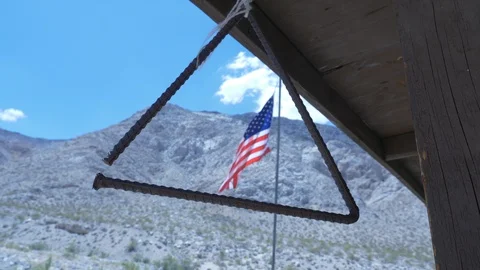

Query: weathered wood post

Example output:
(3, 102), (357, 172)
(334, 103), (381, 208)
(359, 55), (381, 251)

(392, 0), (480, 269)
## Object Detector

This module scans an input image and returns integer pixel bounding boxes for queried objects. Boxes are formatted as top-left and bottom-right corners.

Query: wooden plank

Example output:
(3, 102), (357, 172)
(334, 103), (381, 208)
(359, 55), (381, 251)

(393, 0), (480, 268)
(257, 0), (414, 137)
(325, 49), (414, 137)
(383, 132), (417, 161)
(256, 0), (400, 70)
(330, 60), (413, 137)
(400, 156), (423, 180)
(190, 0), (425, 202)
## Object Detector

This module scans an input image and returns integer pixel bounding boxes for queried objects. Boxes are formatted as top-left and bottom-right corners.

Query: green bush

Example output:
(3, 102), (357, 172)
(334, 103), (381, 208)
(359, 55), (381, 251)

(153, 260), (162, 269)
(64, 242), (80, 259)
(162, 255), (196, 270)
(32, 256), (52, 270)
(29, 242), (49, 251)
(121, 261), (140, 270)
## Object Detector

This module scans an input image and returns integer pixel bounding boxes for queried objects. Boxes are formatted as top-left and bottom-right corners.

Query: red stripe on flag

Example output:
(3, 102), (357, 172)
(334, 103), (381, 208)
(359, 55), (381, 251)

(229, 142), (268, 174)
(229, 145), (268, 180)
(218, 145), (270, 193)
(229, 134), (269, 172)
(232, 154), (265, 188)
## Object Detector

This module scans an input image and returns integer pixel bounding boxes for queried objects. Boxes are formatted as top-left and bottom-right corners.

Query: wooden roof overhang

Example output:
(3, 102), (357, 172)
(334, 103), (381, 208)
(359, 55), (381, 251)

(190, 0), (425, 202)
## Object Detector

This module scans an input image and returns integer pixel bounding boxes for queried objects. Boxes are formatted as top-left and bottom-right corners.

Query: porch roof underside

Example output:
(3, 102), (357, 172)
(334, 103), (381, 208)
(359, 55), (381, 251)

(190, 0), (424, 202)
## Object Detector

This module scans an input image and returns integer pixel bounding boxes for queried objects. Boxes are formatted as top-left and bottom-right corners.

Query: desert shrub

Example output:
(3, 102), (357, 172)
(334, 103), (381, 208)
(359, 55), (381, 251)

(162, 255), (196, 270)
(126, 238), (138, 253)
(121, 261), (140, 270)
(29, 242), (49, 251)
(32, 256), (52, 270)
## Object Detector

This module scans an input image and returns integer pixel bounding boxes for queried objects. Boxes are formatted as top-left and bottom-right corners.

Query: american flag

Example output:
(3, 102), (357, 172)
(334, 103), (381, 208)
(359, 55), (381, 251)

(218, 94), (274, 193)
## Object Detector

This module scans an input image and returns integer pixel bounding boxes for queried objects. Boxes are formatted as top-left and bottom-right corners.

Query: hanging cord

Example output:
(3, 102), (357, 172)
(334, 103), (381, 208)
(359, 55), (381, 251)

(271, 77), (281, 270)
(195, 0), (253, 68)
(102, 13), (244, 166)
(247, 7), (359, 221)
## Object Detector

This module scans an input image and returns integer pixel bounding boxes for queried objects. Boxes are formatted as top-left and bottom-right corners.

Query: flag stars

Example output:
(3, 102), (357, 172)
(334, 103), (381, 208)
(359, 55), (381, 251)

(243, 96), (275, 139)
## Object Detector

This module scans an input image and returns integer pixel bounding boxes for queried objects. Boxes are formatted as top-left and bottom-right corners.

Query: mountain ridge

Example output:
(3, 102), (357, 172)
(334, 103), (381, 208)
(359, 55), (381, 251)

(0, 127), (64, 165)
(0, 104), (433, 270)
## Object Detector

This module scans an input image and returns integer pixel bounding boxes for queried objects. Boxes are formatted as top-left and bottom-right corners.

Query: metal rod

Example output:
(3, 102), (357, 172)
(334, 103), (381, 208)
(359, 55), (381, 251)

(248, 8), (359, 222)
(102, 14), (243, 166)
(92, 173), (358, 223)
(271, 77), (282, 270)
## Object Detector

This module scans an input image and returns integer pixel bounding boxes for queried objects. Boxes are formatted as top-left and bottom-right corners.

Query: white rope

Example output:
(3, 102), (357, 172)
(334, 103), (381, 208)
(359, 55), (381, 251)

(195, 0), (253, 68)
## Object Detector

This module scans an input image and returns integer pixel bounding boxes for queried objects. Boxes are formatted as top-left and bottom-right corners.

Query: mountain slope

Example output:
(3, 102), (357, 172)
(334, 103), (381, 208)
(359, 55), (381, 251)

(0, 104), (433, 270)
(0, 128), (61, 164)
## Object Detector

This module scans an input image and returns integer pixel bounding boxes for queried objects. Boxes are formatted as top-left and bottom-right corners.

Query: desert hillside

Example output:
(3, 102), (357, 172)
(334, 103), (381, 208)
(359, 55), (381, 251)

(0, 104), (433, 270)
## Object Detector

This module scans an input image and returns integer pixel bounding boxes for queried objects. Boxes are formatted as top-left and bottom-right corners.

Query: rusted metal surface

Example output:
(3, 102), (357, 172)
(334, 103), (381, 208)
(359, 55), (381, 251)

(93, 173), (359, 223)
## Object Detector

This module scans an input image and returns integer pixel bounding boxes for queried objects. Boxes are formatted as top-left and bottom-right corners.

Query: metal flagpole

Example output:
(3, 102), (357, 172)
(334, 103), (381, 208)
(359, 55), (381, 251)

(271, 76), (281, 270)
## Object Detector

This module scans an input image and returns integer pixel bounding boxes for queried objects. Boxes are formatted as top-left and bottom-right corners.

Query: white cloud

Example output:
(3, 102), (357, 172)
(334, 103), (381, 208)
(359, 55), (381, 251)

(216, 52), (330, 124)
(0, 108), (26, 122)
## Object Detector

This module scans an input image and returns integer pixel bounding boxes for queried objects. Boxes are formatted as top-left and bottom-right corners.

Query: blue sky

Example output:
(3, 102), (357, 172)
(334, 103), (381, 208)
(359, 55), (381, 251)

(0, 1), (328, 139)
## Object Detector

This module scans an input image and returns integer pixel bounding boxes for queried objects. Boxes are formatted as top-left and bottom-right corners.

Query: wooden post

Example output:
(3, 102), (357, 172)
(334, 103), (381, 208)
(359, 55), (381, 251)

(392, 0), (480, 269)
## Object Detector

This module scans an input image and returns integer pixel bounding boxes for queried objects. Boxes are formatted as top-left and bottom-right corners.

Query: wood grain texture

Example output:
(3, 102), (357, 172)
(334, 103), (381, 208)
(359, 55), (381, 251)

(383, 132), (417, 161)
(190, 0), (425, 201)
(256, 0), (413, 137)
(256, 0), (399, 68)
(400, 156), (423, 180)
(393, 0), (480, 268)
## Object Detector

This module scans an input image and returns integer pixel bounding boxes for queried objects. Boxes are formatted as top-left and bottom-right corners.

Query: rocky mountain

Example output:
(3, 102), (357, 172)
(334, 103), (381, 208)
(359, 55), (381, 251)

(0, 129), (61, 165)
(0, 104), (433, 270)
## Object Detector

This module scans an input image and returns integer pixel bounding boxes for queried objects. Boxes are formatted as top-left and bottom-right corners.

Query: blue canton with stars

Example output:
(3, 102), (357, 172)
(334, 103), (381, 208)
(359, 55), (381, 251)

(243, 95), (274, 140)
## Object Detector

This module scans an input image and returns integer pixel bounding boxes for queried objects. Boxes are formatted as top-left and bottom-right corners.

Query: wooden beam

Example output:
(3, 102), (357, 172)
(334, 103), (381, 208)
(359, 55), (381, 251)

(383, 132), (417, 161)
(393, 0), (480, 268)
(190, 0), (425, 201)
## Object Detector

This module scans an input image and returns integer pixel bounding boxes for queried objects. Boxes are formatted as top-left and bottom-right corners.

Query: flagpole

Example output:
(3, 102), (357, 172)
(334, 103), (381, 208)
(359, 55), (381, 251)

(271, 76), (281, 270)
